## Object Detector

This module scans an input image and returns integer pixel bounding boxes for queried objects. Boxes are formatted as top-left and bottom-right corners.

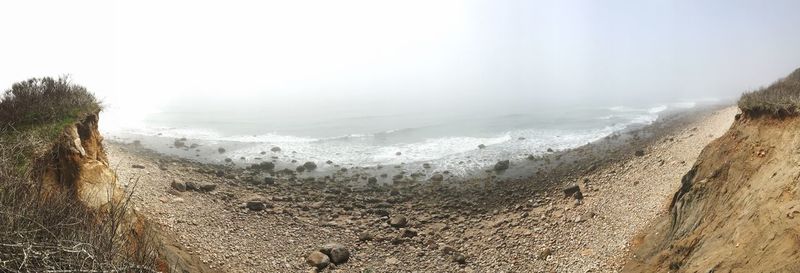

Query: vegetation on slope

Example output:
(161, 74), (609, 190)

(738, 67), (800, 116)
(0, 77), (158, 272)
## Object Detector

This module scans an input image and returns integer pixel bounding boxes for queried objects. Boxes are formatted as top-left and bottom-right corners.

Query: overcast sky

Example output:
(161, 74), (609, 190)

(1, 0), (799, 121)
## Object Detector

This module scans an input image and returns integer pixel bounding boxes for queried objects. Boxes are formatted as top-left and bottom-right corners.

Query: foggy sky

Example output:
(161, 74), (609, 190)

(1, 0), (799, 121)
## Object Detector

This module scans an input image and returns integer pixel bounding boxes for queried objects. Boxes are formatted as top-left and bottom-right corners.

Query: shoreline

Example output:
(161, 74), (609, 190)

(108, 105), (738, 272)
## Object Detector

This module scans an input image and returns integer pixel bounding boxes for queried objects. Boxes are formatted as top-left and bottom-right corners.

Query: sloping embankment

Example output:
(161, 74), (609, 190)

(623, 112), (800, 272)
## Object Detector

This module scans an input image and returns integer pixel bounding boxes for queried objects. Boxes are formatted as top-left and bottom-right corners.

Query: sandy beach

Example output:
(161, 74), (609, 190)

(107, 106), (738, 273)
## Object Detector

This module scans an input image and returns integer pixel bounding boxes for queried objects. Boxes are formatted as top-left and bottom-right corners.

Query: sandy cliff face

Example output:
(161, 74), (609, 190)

(40, 113), (121, 209)
(624, 113), (800, 272)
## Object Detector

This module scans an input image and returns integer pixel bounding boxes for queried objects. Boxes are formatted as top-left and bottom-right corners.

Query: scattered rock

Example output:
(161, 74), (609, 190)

(494, 160), (510, 171)
(170, 180), (186, 192)
(563, 184), (581, 197)
(453, 253), (467, 264)
(358, 232), (374, 241)
(303, 161), (317, 171)
(246, 196), (270, 211)
(306, 251), (330, 270)
(319, 243), (350, 265)
(198, 183), (217, 192)
(389, 215), (408, 228)
(250, 161), (275, 171)
(538, 248), (552, 260)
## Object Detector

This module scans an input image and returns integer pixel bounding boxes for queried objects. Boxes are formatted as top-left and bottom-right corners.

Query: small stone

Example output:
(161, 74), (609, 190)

(263, 177), (275, 185)
(198, 183), (217, 192)
(430, 173), (444, 182)
(185, 182), (198, 191)
(395, 152), (402, 156)
(271, 146), (282, 152)
(358, 232), (374, 241)
(635, 150), (645, 156)
(494, 160), (510, 171)
(303, 161), (317, 171)
(478, 144), (486, 149)
(538, 248), (552, 260)
(319, 243), (350, 265)
(400, 229), (417, 238)
(453, 253), (467, 264)
(422, 163), (431, 169)
(367, 177), (378, 184)
(170, 180), (186, 192)
(563, 184), (581, 197)
(246, 196), (270, 211)
(306, 251), (330, 270)
(389, 215), (408, 228)
(131, 164), (145, 169)
(218, 147), (226, 153)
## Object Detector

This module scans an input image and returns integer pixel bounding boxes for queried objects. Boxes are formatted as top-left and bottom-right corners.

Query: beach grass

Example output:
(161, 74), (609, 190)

(738, 68), (800, 117)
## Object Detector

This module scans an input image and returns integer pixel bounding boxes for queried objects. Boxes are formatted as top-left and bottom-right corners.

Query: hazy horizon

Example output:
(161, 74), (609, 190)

(1, 0), (799, 129)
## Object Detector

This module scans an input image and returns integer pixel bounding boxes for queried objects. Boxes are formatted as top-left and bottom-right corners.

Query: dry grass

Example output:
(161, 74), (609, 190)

(738, 68), (800, 117)
(0, 78), (159, 272)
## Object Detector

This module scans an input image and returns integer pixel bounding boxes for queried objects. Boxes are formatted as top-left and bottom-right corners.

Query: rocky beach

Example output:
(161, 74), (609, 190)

(103, 106), (738, 272)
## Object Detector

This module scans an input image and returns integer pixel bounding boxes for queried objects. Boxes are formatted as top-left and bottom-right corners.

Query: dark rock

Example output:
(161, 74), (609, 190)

(218, 147), (226, 153)
(171, 180), (186, 192)
(400, 229), (417, 238)
(131, 164), (145, 169)
(368, 177), (378, 184)
(296, 166), (306, 172)
(453, 253), (467, 264)
(547, 148), (554, 152)
(245, 196), (271, 211)
(271, 146), (281, 152)
(319, 243), (350, 265)
(303, 161), (317, 171)
(518, 137), (526, 140)
(224, 158), (232, 163)
(431, 173), (444, 182)
(185, 182), (197, 191)
(389, 215), (408, 228)
(395, 152), (402, 156)
(306, 251), (330, 270)
(478, 144), (486, 149)
(250, 161), (275, 171)
(260, 151), (266, 155)
(573, 190), (584, 200)
(494, 160), (510, 171)
(326, 160), (333, 164)
(173, 139), (186, 148)
(635, 150), (645, 156)
(263, 177), (275, 185)
(563, 184), (581, 198)
(198, 183), (217, 192)
(538, 248), (552, 260)
(422, 163), (431, 169)
(358, 232), (374, 241)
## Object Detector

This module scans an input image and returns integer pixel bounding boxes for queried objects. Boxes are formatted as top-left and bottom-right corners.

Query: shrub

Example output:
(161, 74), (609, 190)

(0, 78), (158, 272)
(738, 68), (800, 117)
(0, 76), (101, 129)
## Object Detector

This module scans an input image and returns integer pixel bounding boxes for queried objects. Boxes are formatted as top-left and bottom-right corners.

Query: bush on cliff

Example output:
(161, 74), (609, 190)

(0, 77), (158, 272)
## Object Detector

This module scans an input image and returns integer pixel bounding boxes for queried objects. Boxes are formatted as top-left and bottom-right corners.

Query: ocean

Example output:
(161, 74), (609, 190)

(103, 100), (716, 177)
